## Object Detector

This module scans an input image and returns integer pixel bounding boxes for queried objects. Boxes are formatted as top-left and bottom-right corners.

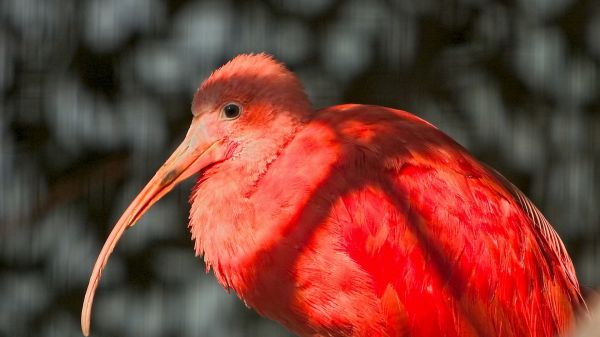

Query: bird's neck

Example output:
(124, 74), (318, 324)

(188, 116), (342, 301)
(232, 122), (305, 197)
(188, 114), (310, 283)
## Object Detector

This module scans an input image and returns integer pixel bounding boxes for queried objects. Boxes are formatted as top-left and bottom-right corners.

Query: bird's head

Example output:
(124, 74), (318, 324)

(189, 53), (311, 162)
(81, 53), (311, 336)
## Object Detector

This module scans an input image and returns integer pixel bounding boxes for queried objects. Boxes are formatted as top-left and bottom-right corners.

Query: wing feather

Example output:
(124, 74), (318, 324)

(327, 105), (584, 336)
(485, 166), (584, 305)
(315, 104), (582, 336)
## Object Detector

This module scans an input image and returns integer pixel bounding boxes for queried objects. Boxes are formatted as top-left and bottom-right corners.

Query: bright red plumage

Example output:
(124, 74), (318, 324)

(83, 54), (584, 337)
(190, 103), (583, 336)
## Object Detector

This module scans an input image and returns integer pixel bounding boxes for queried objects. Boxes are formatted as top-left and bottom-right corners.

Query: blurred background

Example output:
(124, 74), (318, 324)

(1, 0), (599, 336)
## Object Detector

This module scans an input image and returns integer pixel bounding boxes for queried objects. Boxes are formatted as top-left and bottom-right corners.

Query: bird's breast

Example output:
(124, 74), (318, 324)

(234, 220), (391, 337)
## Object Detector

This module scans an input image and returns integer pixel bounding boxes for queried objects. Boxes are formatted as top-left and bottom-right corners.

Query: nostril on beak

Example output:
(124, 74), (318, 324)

(161, 170), (178, 186)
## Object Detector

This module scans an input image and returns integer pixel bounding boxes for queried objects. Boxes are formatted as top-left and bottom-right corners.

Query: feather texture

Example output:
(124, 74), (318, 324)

(190, 103), (582, 337)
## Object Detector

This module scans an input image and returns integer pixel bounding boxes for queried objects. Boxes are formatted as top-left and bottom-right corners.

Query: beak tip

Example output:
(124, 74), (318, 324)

(81, 307), (90, 336)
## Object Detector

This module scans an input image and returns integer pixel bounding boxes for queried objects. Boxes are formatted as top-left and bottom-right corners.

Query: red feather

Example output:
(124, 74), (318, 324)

(190, 103), (583, 336)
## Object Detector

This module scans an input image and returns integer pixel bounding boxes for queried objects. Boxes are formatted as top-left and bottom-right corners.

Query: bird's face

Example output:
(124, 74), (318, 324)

(81, 53), (311, 336)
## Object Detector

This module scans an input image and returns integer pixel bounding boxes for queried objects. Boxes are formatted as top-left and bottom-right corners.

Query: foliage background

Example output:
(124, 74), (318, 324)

(1, 0), (599, 336)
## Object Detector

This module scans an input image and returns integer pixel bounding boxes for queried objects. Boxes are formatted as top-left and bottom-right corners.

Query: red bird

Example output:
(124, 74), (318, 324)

(82, 54), (584, 337)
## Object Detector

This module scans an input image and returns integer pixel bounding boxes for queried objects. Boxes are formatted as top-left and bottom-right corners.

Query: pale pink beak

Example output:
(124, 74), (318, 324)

(81, 118), (222, 336)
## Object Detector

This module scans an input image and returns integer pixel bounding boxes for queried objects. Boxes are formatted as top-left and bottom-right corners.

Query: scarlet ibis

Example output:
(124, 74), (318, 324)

(82, 53), (584, 337)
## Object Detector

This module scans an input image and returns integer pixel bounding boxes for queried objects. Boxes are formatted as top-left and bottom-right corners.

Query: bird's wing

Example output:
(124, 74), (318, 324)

(485, 165), (583, 303)
(325, 105), (582, 336)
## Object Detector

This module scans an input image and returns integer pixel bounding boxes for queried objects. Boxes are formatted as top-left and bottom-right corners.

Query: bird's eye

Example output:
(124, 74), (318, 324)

(222, 103), (241, 120)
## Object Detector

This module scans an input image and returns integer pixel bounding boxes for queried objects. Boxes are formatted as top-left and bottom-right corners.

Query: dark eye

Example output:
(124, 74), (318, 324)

(222, 103), (241, 119)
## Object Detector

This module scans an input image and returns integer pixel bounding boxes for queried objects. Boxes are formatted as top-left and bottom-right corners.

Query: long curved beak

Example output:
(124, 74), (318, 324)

(81, 118), (221, 336)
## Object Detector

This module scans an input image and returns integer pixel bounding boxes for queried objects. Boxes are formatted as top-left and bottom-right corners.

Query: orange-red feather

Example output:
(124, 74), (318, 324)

(189, 103), (582, 337)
